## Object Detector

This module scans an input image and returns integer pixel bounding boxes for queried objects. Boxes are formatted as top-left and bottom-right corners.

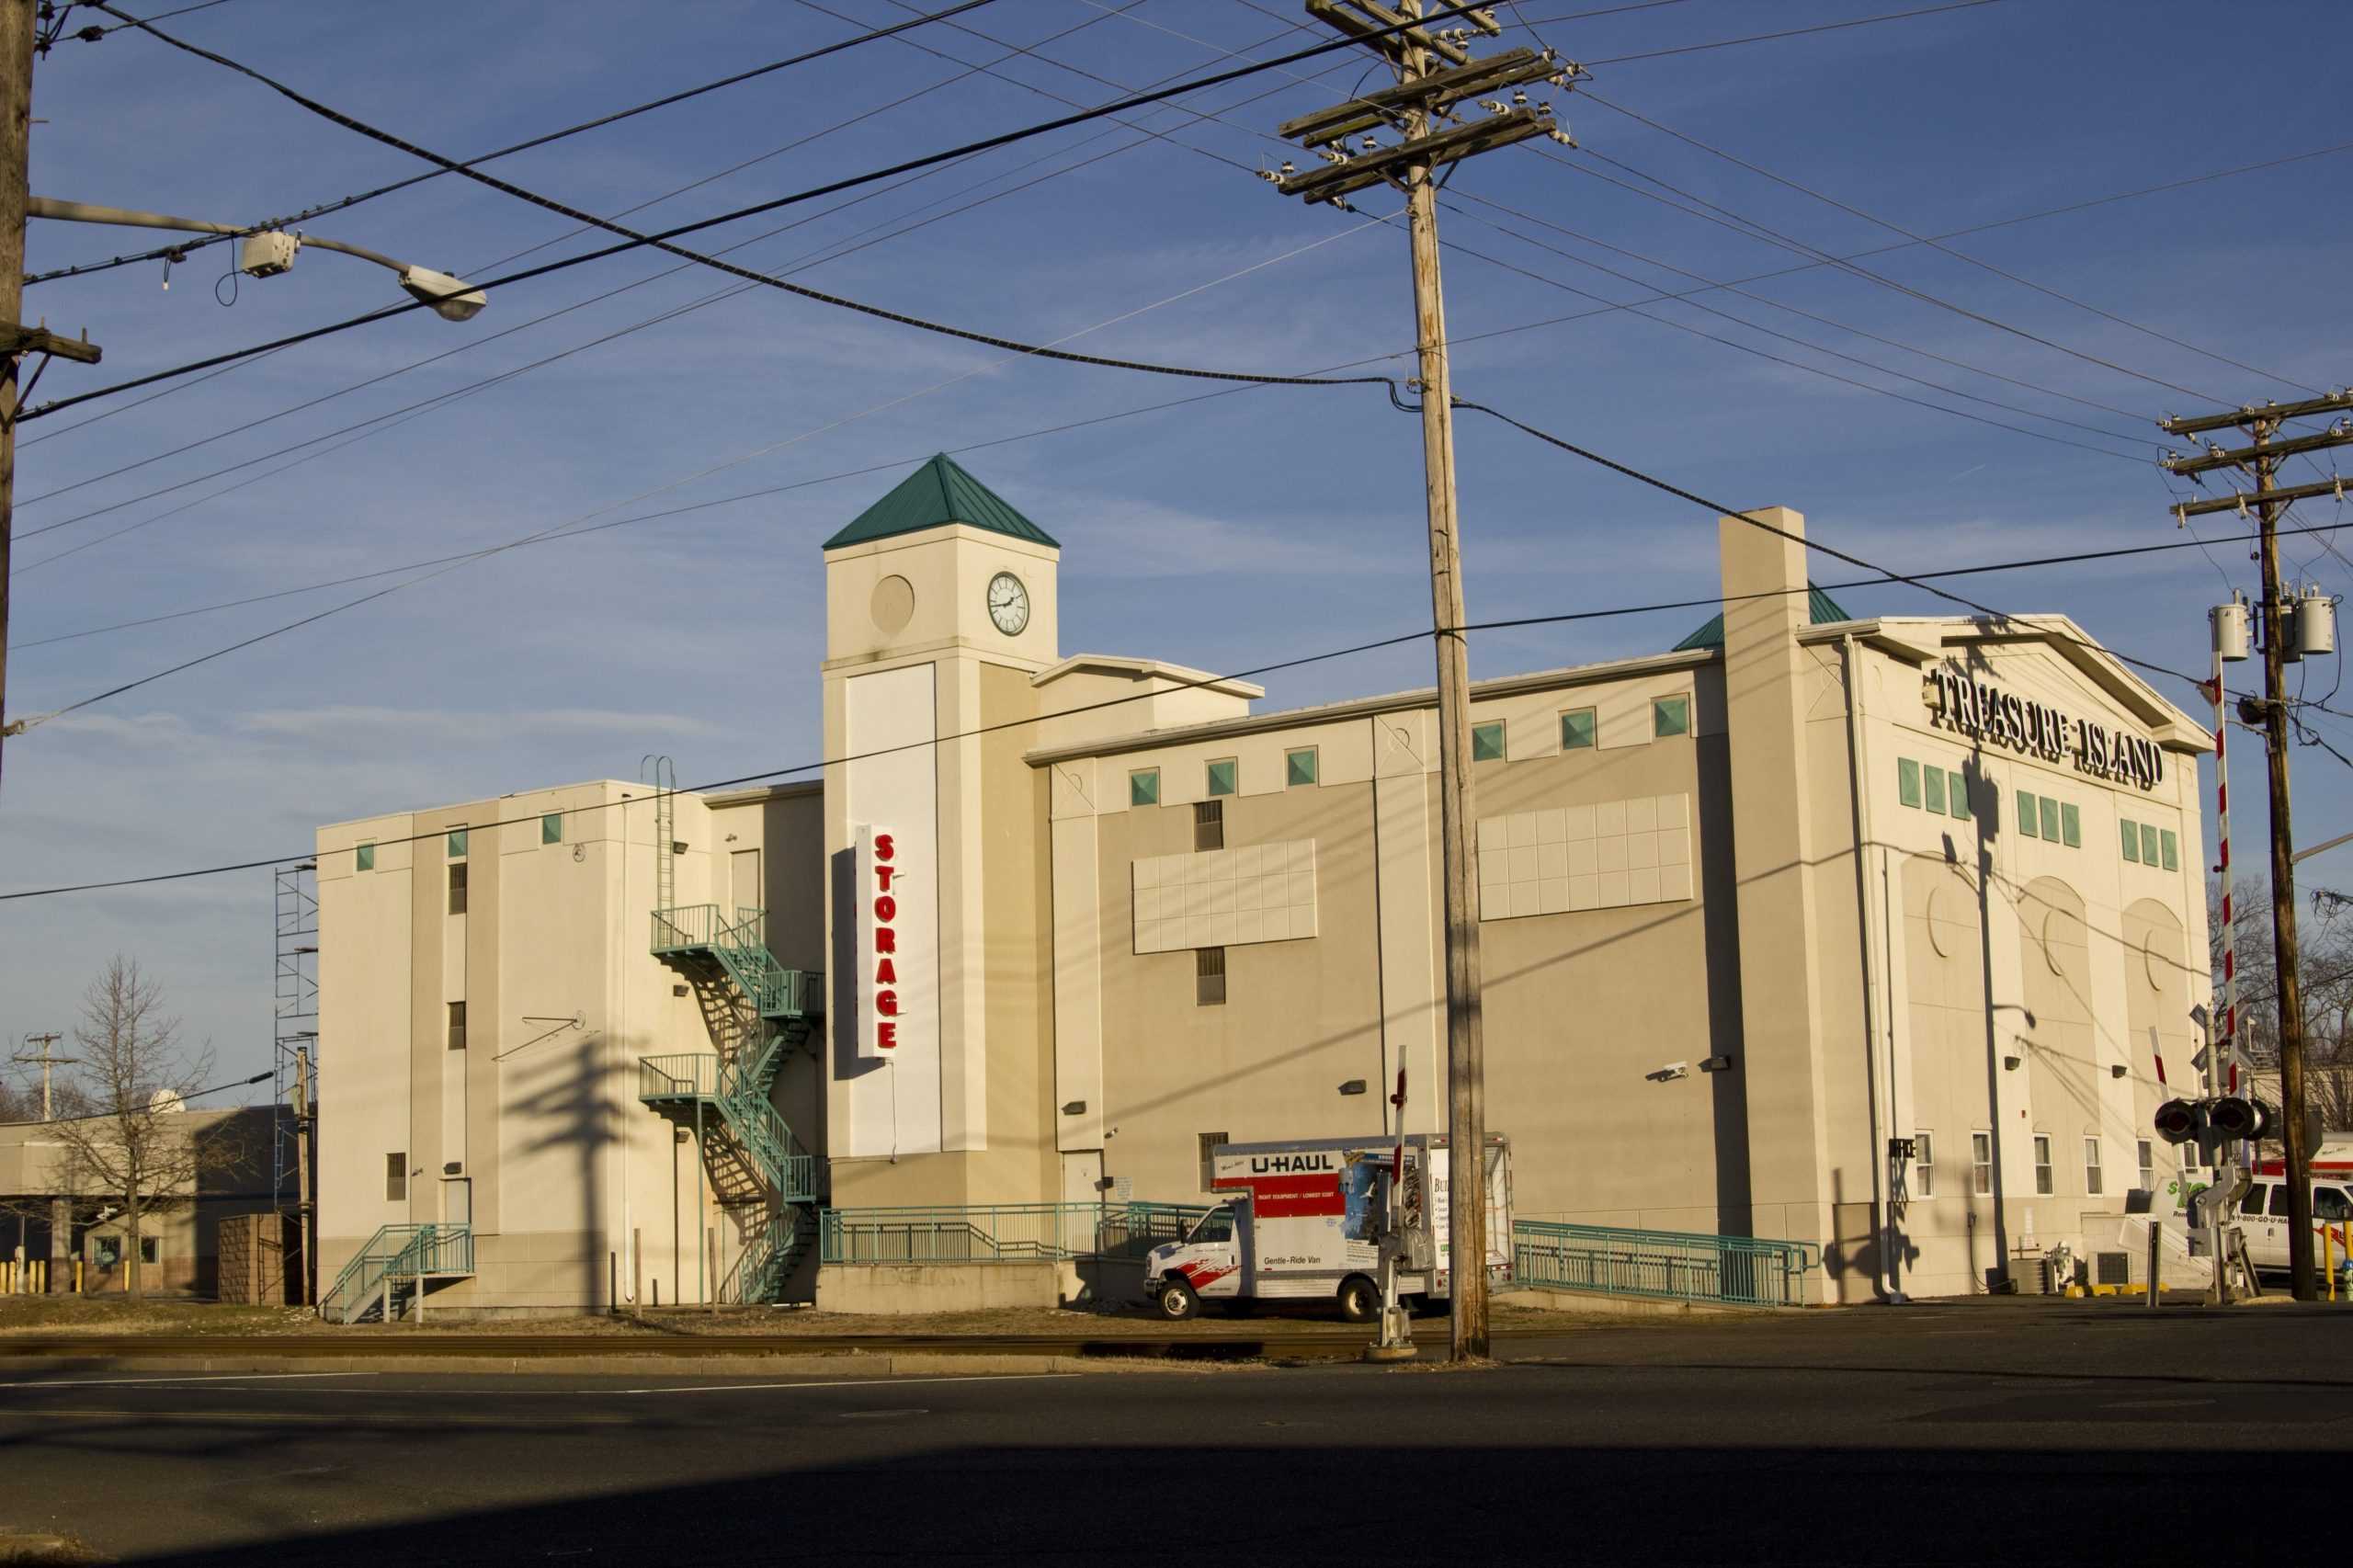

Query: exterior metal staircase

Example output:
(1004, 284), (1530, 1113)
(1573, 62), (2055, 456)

(320, 1222), (473, 1324)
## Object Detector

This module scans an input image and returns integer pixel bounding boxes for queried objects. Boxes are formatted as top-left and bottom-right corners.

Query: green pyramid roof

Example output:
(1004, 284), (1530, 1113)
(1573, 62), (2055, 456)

(1672, 585), (1854, 652)
(823, 454), (1058, 551)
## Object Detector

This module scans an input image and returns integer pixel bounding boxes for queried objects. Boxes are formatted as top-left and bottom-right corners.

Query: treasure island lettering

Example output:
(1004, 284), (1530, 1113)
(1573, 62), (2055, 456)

(1925, 665), (2165, 791)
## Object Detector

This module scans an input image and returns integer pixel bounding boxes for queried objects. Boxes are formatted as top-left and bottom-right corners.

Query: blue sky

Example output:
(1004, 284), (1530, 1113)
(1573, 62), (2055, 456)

(4, 0), (2350, 1088)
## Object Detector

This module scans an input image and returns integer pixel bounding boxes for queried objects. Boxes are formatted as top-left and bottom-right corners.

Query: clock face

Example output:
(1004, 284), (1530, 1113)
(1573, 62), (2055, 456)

(986, 571), (1029, 636)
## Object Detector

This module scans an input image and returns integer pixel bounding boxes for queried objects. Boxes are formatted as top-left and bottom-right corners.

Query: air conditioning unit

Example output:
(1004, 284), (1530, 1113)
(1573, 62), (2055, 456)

(2096, 1251), (2133, 1287)
(2010, 1255), (2051, 1295)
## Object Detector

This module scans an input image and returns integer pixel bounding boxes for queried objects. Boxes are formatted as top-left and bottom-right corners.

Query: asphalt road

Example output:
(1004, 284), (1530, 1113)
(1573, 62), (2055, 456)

(1, 1301), (2345, 1565)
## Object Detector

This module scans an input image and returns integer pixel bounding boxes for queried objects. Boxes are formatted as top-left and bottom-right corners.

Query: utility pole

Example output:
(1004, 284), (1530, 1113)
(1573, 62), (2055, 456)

(1269, 1), (1574, 1360)
(293, 1044), (314, 1307)
(0, 0), (101, 787)
(12, 1029), (71, 1119)
(2164, 391), (2353, 1303)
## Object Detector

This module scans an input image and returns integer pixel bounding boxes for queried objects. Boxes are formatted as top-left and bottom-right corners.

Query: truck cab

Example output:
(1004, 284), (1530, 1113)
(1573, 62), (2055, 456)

(1143, 1204), (1245, 1319)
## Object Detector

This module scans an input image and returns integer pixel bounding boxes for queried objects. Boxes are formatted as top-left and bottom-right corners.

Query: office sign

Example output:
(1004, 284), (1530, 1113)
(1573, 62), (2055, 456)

(1925, 664), (2164, 790)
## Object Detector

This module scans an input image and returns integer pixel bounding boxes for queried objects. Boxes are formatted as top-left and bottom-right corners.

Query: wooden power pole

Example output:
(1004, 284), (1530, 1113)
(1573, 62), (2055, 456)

(0, 0), (100, 788)
(1269, 1), (1574, 1360)
(2164, 391), (2353, 1303)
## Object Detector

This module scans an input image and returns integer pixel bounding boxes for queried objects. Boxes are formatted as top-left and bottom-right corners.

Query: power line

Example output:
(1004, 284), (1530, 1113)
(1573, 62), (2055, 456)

(7, 218), (1403, 727)
(28, 0), (1014, 287)
(25, 2), (1503, 421)
(74, 0), (243, 37)
(1574, 91), (2313, 397)
(3, 509), (2294, 903)
(1580, 0), (2007, 63)
(1449, 393), (2226, 700)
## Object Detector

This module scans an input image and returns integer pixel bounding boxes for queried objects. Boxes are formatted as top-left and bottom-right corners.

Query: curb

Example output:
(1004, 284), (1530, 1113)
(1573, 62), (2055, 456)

(0, 1348), (1239, 1380)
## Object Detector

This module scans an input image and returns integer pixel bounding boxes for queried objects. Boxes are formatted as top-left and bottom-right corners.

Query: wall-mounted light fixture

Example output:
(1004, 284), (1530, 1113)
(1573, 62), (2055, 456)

(2110, 1063), (2129, 1080)
(2003, 1054), (2022, 1072)
(1062, 1100), (1086, 1117)
(1699, 1055), (1733, 1073)
(672, 984), (688, 997)
(1338, 1079), (1368, 1096)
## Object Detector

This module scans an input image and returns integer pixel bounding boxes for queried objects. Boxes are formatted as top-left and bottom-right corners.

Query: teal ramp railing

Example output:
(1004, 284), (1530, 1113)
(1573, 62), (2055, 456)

(320, 1222), (474, 1324)
(1512, 1220), (1817, 1307)
(820, 1201), (1213, 1265)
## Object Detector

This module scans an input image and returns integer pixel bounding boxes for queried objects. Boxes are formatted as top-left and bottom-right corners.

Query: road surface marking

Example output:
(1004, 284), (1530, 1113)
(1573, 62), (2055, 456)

(0, 1370), (380, 1390)
(602, 1372), (1079, 1395)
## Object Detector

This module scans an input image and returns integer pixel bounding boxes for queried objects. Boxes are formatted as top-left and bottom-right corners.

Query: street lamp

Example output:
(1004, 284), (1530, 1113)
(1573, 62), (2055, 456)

(27, 197), (487, 320)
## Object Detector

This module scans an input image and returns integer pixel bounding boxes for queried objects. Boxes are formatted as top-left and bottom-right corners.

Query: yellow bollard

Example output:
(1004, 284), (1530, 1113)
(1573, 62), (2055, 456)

(74, 1258), (83, 1295)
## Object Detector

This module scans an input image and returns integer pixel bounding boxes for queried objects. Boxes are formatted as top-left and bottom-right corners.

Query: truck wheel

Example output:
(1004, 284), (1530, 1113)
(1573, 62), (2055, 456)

(1337, 1275), (1378, 1324)
(1156, 1278), (1200, 1322)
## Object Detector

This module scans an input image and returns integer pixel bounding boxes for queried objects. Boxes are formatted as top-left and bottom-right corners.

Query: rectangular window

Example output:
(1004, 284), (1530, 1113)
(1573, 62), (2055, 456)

(2061, 802), (2082, 848)
(2120, 818), (2140, 862)
(2137, 1139), (2154, 1190)
(1897, 757), (1922, 809)
(1560, 709), (1597, 751)
(355, 841), (375, 872)
(139, 1236), (160, 1266)
(447, 861), (469, 916)
(2242, 1185), (2269, 1217)
(447, 1000), (467, 1051)
(447, 827), (468, 858)
(1472, 722), (1506, 762)
(1914, 1131), (1935, 1199)
(2141, 823), (2161, 867)
(2084, 1136), (2105, 1197)
(2038, 796), (2061, 844)
(386, 1153), (407, 1202)
(1130, 767), (1160, 809)
(1922, 765), (1947, 815)
(1195, 947), (1226, 1007)
(1653, 694), (1691, 738)
(1198, 1131), (1228, 1192)
(1285, 747), (1319, 788)
(1948, 770), (1970, 821)
(1205, 758), (1238, 798)
(1971, 1132), (1993, 1196)
(2160, 829), (2179, 871)
(2032, 1134), (2054, 1196)
(2018, 791), (2040, 839)
(1192, 800), (1223, 853)
(541, 812), (563, 846)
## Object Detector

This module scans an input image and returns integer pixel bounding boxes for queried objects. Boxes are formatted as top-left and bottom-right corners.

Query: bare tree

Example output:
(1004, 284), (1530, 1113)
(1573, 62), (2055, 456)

(46, 959), (214, 1299)
(2211, 874), (2353, 1135)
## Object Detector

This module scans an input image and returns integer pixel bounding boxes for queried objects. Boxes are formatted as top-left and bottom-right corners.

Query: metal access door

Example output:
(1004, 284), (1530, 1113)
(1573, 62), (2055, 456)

(732, 848), (763, 915)
(442, 1177), (472, 1227)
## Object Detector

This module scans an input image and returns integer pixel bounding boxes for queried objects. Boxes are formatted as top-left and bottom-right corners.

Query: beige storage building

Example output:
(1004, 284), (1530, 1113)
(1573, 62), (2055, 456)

(314, 456), (2214, 1312)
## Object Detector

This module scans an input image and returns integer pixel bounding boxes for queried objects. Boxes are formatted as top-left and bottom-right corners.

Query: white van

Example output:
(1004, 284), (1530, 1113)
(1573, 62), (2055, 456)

(2235, 1174), (2353, 1272)
(1142, 1133), (1511, 1322)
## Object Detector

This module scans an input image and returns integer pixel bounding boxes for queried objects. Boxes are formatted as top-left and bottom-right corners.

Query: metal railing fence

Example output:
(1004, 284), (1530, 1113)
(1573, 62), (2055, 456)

(819, 1201), (1214, 1265)
(1511, 1219), (1817, 1307)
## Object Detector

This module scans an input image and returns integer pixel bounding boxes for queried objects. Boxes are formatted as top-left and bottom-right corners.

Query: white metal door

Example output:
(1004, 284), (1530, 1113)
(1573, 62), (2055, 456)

(732, 848), (763, 917)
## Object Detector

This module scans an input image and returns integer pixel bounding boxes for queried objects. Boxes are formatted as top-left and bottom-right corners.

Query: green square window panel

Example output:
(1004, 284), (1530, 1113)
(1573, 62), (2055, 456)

(541, 813), (563, 845)
(1922, 766), (1946, 815)
(2061, 803), (2081, 848)
(1560, 710), (1597, 750)
(2161, 829), (2178, 871)
(2120, 820), (2139, 862)
(2038, 797), (2061, 843)
(1896, 757), (1922, 809)
(356, 843), (375, 872)
(2142, 823), (2161, 866)
(1130, 769), (1159, 809)
(448, 828), (468, 858)
(1286, 749), (1318, 788)
(2018, 791), (2039, 839)
(1206, 759), (1237, 798)
(1472, 722), (1506, 763)
(1653, 696), (1690, 738)
(1948, 770), (1970, 821)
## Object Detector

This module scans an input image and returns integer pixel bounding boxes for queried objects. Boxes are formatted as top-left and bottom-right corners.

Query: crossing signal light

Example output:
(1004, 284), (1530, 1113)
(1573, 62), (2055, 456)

(2153, 1098), (2203, 1145)
(2209, 1096), (2278, 1142)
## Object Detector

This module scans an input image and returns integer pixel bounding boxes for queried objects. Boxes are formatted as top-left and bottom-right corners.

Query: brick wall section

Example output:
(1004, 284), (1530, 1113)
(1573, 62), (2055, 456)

(215, 1214), (290, 1304)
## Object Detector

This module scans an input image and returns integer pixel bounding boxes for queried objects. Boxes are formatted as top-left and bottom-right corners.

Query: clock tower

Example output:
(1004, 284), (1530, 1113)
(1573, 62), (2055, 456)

(818, 455), (1062, 1205)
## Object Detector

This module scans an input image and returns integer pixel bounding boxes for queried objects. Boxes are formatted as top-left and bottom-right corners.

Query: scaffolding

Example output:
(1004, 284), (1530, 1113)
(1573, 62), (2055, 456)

(274, 861), (318, 1301)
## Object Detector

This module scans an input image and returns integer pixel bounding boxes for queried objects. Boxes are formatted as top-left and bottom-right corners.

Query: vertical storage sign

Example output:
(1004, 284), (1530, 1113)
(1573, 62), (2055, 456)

(856, 823), (903, 1059)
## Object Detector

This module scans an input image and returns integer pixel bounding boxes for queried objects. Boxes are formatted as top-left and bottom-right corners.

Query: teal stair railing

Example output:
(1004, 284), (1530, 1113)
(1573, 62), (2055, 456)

(820, 1202), (1215, 1265)
(320, 1222), (472, 1324)
(644, 901), (824, 1303)
(1512, 1220), (1819, 1307)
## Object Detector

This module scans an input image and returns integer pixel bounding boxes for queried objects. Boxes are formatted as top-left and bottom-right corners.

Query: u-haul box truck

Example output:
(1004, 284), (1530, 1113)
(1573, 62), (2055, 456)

(1142, 1133), (1510, 1322)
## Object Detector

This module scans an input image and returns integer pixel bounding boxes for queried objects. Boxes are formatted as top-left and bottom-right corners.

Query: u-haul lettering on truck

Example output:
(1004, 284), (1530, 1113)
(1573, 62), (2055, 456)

(1246, 1153), (1336, 1174)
